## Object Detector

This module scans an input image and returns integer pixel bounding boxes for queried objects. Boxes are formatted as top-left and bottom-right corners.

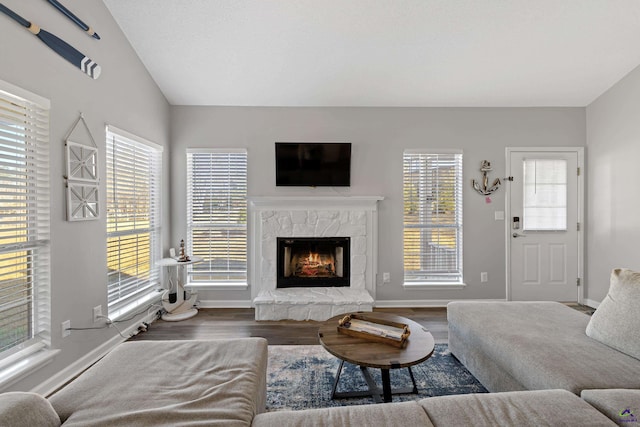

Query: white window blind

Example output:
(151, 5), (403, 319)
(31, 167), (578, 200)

(187, 149), (247, 283)
(106, 126), (162, 315)
(403, 150), (463, 283)
(0, 80), (51, 358)
(523, 159), (567, 231)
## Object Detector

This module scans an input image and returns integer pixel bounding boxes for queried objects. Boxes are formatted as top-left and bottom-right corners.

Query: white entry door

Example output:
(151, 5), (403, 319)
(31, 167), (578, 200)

(506, 148), (584, 302)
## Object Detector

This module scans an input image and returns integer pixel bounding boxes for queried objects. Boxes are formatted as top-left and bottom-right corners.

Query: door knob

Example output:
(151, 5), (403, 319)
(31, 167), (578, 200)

(512, 232), (526, 238)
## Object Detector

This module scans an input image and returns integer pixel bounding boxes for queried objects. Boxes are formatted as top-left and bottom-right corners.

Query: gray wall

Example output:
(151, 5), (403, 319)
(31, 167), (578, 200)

(171, 106), (585, 304)
(0, 1), (170, 391)
(586, 64), (640, 302)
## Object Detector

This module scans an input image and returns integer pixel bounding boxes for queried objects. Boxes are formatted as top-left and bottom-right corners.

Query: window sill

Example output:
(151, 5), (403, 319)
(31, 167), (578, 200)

(0, 345), (60, 392)
(109, 290), (163, 321)
(403, 282), (467, 290)
(186, 282), (249, 291)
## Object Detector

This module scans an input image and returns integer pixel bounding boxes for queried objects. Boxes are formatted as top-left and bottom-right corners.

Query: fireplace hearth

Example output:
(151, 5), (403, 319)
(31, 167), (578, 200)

(277, 237), (350, 288)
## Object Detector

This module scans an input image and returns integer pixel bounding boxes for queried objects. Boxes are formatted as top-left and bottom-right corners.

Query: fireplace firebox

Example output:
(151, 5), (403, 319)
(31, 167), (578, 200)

(277, 237), (350, 288)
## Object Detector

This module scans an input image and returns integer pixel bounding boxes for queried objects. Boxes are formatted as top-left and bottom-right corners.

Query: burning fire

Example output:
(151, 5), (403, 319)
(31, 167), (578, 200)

(297, 251), (335, 277)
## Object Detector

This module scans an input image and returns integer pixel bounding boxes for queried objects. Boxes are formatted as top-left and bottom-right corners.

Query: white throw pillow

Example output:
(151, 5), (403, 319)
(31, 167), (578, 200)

(586, 268), (640, 360)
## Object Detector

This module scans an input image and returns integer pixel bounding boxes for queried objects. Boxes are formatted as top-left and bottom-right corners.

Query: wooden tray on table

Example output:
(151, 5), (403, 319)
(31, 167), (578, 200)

(337, 313), (410, 348)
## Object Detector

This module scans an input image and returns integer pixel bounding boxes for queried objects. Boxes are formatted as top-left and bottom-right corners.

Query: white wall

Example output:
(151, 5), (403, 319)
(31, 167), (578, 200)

(586, 64), (640, 302)
(171, 106), (585, 304)
(0, 1), (170, 391)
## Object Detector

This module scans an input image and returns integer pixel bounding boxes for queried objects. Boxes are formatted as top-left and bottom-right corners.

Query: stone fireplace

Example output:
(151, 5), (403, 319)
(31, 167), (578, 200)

(249, 196), (382, 320)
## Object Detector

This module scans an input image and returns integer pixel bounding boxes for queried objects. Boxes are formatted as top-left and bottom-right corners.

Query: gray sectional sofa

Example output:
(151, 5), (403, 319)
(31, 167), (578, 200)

(447, 268), (640, 426)
(1, 269), (639, 426)
(448, 301), (640, 394)
(1, 338), (269, 427)
(0, 347), (621, 427)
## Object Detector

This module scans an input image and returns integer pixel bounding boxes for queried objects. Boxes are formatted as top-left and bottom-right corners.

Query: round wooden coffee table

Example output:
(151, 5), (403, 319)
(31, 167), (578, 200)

(318, 312), (435, 403)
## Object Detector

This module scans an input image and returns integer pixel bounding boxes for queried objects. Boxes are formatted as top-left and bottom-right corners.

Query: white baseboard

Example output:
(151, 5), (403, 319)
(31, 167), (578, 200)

(197, 299), (509, 309)
(197, 298), (595, 309)
(32, 311), (158, 397)
(374, 298), (507, 308)
(197, 300), (253, 309)
(583, 298), (601, 309)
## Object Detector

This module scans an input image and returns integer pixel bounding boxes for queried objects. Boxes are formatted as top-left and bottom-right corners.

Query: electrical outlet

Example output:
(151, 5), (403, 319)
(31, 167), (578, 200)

(481, 272), (488, 283)
(61, 320), (71, 338)
(93, 305), (102, 323)
(382, 272), (390, 283)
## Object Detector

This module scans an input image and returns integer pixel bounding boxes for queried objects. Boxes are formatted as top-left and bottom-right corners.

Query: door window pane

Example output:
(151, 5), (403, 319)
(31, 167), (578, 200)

(523, 159), (567, 231)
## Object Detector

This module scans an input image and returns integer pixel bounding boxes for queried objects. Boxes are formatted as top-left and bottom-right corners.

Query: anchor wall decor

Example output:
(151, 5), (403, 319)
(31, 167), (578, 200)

(472, 160), (501, 195)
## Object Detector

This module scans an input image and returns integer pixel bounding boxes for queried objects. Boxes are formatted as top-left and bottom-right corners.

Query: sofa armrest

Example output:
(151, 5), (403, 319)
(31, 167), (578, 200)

(0, 392), (60, 427)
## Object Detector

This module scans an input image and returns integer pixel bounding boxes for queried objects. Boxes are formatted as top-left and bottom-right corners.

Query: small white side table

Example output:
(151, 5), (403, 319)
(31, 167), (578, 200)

(156, 256), (202, 321)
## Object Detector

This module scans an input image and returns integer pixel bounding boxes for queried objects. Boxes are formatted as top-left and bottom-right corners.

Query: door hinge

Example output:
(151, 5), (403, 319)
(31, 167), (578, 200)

(577, 167), (581, 176)
(577, 222), (580, 231)
(576, 278), (581, 287)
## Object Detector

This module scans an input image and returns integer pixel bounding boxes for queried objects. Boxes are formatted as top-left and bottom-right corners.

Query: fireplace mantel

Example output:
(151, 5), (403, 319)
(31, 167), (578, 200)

(248, 196), (383, 320)
(249, 196), (383, 209)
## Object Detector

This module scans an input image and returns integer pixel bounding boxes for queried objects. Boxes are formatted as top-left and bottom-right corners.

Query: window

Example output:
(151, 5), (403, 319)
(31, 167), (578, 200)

(523, 159), (567, 231)
(187, 149), (247, 284)
(403, 150), (463, 284)
(106, 126), (162, 317)
(0, 80), (52, 380)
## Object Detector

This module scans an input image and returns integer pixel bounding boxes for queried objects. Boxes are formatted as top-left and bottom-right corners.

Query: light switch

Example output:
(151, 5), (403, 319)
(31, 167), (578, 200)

(494, 211), (505, 221)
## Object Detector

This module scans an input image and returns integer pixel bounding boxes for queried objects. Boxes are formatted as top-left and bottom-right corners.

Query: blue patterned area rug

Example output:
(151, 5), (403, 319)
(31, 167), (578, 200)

(266, 344), (487, 411)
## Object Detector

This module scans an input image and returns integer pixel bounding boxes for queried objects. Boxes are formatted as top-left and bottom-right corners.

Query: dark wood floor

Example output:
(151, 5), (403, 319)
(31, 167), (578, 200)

(130, 307), (449, 345)
(130, 304), (593, 346)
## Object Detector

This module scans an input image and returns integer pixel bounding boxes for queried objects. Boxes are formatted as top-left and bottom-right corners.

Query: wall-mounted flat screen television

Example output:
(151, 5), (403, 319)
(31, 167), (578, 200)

(275, 142), (351, 187)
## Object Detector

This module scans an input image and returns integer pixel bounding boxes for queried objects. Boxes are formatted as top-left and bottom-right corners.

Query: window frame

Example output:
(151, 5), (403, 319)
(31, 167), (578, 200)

(106, 125), (163, 319)
(0, 79), (57, 391)
(402, 149), (465, 288)
(186, 148), (248, 289)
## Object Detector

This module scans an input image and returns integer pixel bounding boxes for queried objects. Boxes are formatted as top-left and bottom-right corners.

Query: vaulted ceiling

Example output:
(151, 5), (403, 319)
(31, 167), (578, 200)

(103, 0), (640, 107)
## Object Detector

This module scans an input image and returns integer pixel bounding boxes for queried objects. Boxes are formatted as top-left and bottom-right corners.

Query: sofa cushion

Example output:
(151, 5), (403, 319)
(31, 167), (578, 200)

(251, 401), (434, 427)
(586, 268), (640, 360)
(419, 389), (617, 427)
(0, 392), (60, 427)
(49, 338), (268, 427)
(581, 389), (640, 426)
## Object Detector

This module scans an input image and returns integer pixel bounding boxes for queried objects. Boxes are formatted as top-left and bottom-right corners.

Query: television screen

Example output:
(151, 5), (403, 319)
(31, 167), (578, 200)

(275, 142), (351, 187)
